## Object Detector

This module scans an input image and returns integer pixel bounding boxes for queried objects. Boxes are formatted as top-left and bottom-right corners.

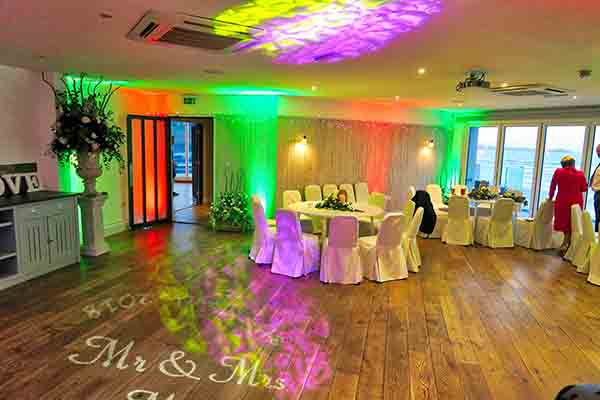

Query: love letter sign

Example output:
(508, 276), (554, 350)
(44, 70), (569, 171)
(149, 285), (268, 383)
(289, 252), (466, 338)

(0, 164), (43, 197)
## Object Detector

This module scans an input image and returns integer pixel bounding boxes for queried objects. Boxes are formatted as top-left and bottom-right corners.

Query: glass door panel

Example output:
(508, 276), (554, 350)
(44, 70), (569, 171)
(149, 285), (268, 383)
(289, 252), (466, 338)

(500, 126), (539, 217)
(127, 115), (172, 228)
(538, 125), (587, 207)
(465, 126), (499, 189)
(586, 126), (600, 224)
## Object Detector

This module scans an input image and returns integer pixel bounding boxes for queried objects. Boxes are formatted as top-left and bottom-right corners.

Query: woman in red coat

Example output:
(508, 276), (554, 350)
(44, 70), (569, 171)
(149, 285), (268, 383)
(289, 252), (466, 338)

(549, 155), (588, 252)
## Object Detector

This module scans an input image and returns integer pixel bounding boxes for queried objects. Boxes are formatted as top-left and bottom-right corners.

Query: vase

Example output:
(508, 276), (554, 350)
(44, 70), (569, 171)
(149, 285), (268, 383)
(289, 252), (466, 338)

(76, 149), (102, 195)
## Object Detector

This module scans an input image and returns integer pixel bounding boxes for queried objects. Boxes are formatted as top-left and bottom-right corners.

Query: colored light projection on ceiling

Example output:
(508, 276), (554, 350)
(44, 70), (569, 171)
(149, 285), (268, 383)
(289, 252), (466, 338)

(216, 0), (442, 64)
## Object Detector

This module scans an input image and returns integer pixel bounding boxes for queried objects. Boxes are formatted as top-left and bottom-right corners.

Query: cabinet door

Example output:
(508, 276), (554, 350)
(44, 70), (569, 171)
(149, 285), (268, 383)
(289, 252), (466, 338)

(16, 215), (50, 275)
(47, 211), (78, 267)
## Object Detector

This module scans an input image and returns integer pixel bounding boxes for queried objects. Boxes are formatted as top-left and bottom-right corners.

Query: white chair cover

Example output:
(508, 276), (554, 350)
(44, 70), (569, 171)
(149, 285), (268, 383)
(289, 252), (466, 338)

(355, 182), (369, 204)
(339, 184), (356, 204)
(475, 198), (514, 248)
(403, 200), (416, 226)
(249, 197), (276, 264)
(359, 213), (407, 282)
(442, 196), (473, 246)
(305, 185), (322, 202)
(426, 184), (444, 209)
(408, 185), (417, 202)
(322, 184), (338, 198)
(283, 190), (302, 208)
(271, 210), (320, 278)
(403, 207), (424, 272)
(587, 231), (600, 286)
(574, 210), (595, 273)
(565, 205), (583, 262)
(320, 216), (362, 284)
(515, 199), (554, 250)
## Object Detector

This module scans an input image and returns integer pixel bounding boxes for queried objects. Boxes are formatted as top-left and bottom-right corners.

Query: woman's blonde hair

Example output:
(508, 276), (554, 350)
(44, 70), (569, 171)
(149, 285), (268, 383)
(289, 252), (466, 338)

(560, 155), (576, 168)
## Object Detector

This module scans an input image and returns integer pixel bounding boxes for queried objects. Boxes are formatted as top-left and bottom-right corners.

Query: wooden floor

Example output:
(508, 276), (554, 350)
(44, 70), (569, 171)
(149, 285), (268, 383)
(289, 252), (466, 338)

(1, 223), (600, 400)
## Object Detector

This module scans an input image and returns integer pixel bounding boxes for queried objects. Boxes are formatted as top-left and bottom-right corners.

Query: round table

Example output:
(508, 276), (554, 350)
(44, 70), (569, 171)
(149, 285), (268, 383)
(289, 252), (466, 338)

(288, 201), (385, 238)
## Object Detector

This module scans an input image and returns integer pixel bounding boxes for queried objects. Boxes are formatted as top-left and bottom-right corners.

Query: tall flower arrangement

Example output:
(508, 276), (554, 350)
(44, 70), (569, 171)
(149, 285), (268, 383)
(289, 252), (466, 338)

(208, 170), (253, 232)
(42, 73), (125, 169)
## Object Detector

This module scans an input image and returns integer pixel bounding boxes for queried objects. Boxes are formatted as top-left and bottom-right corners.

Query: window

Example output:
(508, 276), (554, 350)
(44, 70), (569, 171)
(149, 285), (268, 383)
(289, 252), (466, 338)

(463, 122), (599, 219)
(586, 126), (600, 221)
(465, 126), (499, 188)
(538, 125), (587, 206)
(500, 126), (539, 217)
(172, 121), (192, 180)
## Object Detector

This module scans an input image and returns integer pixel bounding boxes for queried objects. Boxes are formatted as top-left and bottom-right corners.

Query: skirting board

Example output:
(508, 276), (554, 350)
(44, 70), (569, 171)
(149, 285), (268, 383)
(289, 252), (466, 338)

(104, 220), (128, 237)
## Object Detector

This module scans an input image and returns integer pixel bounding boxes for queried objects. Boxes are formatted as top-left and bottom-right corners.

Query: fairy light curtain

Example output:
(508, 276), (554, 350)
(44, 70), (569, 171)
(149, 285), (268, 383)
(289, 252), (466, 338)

(213, 117), (279, 217)
(276, 117), (448, 209)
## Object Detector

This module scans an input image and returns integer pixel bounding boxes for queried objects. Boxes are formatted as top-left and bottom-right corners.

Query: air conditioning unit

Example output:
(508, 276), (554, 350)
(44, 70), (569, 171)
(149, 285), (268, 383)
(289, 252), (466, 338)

(491, 84), (571, 98)
(127, 10), (261, 51)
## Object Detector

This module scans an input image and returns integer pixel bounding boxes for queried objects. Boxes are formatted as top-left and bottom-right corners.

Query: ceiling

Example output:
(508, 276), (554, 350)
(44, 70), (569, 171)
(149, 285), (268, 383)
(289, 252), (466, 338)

(1, 0), (600, 110)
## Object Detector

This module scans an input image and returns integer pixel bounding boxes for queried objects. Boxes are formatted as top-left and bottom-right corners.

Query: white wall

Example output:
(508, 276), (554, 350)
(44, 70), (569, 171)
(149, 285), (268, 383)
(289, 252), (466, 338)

(0, 65), (57, 188)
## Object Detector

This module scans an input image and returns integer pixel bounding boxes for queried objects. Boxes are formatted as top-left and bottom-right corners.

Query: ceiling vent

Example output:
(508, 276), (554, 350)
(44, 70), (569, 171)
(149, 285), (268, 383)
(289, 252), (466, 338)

(127, 10), (261, 51)
(491, 84), (570, 98)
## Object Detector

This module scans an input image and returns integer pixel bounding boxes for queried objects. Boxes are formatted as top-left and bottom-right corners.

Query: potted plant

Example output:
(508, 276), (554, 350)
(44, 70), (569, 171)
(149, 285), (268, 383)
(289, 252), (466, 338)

(42, 73), (125, 193)
(42, 73), (125, 256)
(208, 170), (253, 232)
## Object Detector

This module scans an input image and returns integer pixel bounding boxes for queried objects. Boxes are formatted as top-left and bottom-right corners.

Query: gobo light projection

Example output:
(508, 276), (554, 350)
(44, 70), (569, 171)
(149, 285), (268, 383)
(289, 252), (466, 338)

(216, 0), (442, 64)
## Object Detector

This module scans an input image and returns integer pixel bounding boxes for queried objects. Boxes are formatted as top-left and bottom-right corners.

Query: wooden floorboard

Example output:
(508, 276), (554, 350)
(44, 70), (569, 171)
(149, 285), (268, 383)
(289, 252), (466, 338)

(1, 223), (599, 399)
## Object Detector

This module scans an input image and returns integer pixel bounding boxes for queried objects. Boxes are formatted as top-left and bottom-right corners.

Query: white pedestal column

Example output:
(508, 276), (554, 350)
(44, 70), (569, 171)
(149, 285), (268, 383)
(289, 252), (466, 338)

(78, 193), (109, 256)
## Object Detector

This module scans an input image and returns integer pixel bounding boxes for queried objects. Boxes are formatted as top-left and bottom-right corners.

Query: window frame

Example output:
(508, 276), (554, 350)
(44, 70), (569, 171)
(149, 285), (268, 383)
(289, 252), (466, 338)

(462, 118), (600, 217)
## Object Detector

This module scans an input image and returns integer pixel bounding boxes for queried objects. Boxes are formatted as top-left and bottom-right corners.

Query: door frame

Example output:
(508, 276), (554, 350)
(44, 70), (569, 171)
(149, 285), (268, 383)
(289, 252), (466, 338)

(127, 114), (173, 229)
(169, 116), (214, 209)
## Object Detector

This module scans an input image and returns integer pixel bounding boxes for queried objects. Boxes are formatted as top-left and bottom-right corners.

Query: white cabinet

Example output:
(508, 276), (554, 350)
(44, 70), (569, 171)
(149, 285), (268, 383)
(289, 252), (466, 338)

(0, 194), (80, 290)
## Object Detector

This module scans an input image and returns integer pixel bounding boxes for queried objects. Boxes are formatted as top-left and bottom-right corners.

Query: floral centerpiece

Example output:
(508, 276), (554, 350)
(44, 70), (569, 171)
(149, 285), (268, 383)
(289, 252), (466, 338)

(468, 185), (498, 201)
(315, 194), (362, 212)
(42, 73), (125, 194)
(208, 171), (253, 232)
(502, 189), (528, 205)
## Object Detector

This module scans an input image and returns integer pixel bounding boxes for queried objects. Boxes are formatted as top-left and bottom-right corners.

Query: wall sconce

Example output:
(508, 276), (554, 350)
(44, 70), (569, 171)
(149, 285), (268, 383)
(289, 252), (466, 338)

(295, 135), (308, 154)
(426, 139), (435, 148)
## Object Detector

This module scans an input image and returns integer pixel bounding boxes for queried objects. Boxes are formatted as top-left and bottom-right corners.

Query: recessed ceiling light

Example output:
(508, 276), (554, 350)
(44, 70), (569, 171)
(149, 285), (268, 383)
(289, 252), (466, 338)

(572, 95), (578, 100)
(417, 68), (426, 75)
(311, 85), (318, 91)
(99, 12), (113, 19)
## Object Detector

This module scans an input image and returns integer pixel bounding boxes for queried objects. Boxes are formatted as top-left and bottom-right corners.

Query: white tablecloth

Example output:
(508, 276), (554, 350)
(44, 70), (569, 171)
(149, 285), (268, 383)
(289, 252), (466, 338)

(288, 201), (384, 238)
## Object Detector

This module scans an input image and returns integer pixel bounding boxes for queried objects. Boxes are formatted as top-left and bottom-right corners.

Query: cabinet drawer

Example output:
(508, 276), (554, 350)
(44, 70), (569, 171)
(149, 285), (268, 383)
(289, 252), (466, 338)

(16, 198), (76, 219)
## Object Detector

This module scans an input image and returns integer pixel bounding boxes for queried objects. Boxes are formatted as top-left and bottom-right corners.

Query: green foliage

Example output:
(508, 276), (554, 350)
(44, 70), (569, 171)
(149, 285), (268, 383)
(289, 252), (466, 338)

(315, 194), (362, 212)
(43, 73), (126, 170)
(502, 190), (528, 205)
(468, 185), (498, 201)
(209, 192), (253, 232)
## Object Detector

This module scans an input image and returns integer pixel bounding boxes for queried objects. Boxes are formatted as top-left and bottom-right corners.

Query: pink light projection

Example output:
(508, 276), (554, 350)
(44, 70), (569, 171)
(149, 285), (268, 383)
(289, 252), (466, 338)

(229, 0), (442, 64)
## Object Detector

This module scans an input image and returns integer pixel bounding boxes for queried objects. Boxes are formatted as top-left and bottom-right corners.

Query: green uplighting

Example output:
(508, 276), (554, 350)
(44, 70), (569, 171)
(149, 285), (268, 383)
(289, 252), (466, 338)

(214, 96), (279, 217)
(64, 75), (129, 86)
(58, 161), (84, 244)
(212, 87), (303, 96)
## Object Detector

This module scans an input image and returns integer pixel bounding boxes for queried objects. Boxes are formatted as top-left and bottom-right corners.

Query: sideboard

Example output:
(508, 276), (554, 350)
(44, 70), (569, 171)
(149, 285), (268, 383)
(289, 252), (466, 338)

(0, 191), (80, 291)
